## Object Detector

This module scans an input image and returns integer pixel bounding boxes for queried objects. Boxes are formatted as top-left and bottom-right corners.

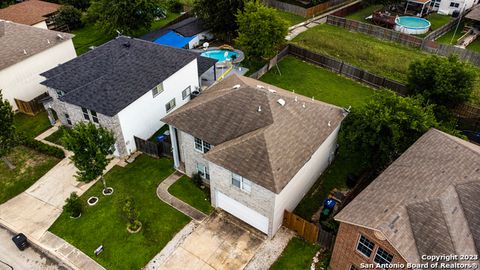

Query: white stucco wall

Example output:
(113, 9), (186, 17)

(0, 39), (76, 110)
(272, 124), (341, 234)
(32, 21), (48, 29)
(117, 59), (199, 155)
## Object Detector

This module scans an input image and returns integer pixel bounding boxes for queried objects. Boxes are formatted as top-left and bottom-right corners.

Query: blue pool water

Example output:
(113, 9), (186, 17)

(201, 50), (238, 62)
(395, 16), (431, 29)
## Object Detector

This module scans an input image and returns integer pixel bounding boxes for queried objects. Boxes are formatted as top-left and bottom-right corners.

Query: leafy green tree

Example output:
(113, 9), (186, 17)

(55, 5), (83, 30)
(0, 90), (16, 167)
(193, 0), (244, 40)
(63, 192), (83, 218)
(407, 55), (476, 108)
(235, 1), (288, 60)
(62, 122), (115, 189)
(84, 0), (161, 35)
(340, 91), (438, 169)
(62, 0), (91, 10)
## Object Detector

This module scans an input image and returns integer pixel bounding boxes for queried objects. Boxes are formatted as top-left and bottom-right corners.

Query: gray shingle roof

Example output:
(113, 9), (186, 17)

(141, 17), (208, 41)
(162, 74), (346, 193)
(41, 36), (216, 116)
(0, 20), (73, 70)
(335, 129), (480, 263)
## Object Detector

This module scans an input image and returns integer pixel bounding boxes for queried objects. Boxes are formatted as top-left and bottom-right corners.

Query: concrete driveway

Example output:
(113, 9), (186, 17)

(159, 212), (265, 270)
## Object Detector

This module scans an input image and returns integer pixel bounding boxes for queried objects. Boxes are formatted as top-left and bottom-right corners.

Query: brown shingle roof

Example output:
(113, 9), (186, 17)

(335, 129), (480, 262)
(162, 74), (346, 193)
(466, 5), (480, 22)
(0, 20), (73, 70)
(0, 0), (60, 26)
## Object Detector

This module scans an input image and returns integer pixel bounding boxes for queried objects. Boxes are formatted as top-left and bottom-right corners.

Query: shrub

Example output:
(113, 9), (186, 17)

(63, 192), (82, 218)
(192, 173), (203, 187)
(55, 5), (83, 30)
(320, 219), (339, 233)
(166, 0), (183, 13)
(17, 133), (65, 159)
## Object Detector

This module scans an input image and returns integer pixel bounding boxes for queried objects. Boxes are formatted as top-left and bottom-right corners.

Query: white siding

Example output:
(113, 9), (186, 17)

(116, 59), (199, 155)
(272, 125), (341, 234)
(187, 31), (214, 49)
(32, 21), (48, 29)
(438, 0), (476, 14)
(0, 39), (76, 110)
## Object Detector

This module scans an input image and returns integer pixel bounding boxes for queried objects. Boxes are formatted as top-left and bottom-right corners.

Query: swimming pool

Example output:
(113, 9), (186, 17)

(394, 16), (431, 35)
(201, 49), (238, 62)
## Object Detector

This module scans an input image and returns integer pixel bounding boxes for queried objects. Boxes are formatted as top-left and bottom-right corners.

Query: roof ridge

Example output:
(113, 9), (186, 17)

(431, 128), (480, 156)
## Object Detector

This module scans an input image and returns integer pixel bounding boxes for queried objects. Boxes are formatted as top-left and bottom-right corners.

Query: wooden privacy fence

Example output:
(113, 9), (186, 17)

(134, 136), (172, 158)
(263, 0), (352, 17)
(283, 210), (319, 243)
(14, 93), (48, 115)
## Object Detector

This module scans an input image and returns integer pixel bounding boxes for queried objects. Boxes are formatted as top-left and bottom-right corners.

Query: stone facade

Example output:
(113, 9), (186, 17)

(44, 87), (128, 157)
(177, 130), (211, 182)
(330, 222), (407, 270)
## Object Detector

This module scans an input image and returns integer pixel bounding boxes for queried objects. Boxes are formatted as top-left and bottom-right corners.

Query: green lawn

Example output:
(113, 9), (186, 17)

(274, 9), (306, 26)
(72, 13), (181, 55)
(0, 146), (60, 204)
(345, 4), (383, 23)
(270, 237), (321, 270)
(13, 111), (51, 138)
(467, 38), (480, 53)
(426, 13), (452, 31)
(49, 155), (190, 270)
(260, 56), (376, 108)
(435, 21), (465, 45)
(44, 127), (66, 147)
(168, 176), (214, 214)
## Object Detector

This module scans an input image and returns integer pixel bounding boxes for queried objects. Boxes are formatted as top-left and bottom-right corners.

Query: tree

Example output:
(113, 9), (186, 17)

(0, 90), (16, 168)
(63, 192), (83, 218)
(55, 5), (83, 30)
(62, 122), (115, 191)
(84, 0), (161, 35)
(235, 1), (288, 60)
(193, 0), (245, 40)
(62, 0), (91, 10)
(123, 197), (141, 231)
(407, 55), (476, 108)
(339, 91), (438, 169)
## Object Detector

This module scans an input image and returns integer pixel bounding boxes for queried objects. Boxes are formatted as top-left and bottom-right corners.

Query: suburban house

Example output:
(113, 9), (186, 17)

(0, 20), (75, 113)
(330, 129), (480, 269)
(430, 0), (479, 15)
(142, 17), (213, 49)
(0, 0), (62, 30)
(41, 36), (217, 158)
(162, 74), (346, 237)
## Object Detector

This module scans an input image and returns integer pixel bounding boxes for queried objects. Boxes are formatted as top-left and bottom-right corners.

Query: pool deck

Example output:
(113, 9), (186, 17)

(201, 65), (249, 88)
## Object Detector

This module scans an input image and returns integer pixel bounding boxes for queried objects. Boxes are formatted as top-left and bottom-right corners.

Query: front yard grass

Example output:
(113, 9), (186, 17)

(0, 146), (60, 204)
(44, 127), (67, 147)
(270, 237), (320, 270)
(260, 56), (376, 108)
(49, 155), (190, 270)
(168, 176), (214, 214)
(14, 111), (51, 138)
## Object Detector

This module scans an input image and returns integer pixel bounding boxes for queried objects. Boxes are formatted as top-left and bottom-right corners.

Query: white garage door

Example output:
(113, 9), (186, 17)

(216, 191), (269, 234)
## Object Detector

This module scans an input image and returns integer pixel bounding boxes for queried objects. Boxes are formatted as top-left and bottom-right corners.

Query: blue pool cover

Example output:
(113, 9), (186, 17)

(153, 30), (194, 48)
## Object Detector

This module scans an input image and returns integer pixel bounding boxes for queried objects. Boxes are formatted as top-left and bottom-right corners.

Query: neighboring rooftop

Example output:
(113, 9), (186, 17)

(41, 36), (217, 116)
(0, 20), (73, 70)
(335, 129), (480, 263)
(142, 17), (208, 42)
(162, 74), (346, 194)
(466, 5), (480, 22)
(0, 0), (60, 26)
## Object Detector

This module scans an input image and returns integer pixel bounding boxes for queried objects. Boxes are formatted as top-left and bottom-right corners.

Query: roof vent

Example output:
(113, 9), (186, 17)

(302, 102), (306, 108)
(56, 34), (64, 40)
(47, 39), (50, 44)
(258, 106), (262, 112)
(328, 121), (331, 127)
(122, 42), (131, 48)
(256, 85), (264, 89)
(277, 99), (286, 106)
(294, 96), (298, 102)
(311, 96), (315, 101)
(268, 88), (276, 93)
(23, 49), (27, 55)
(232, 84), (241, 89)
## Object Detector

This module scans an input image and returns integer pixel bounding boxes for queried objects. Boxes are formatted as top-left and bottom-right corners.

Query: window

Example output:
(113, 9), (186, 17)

(449, 2), (459, 7)
(82, 107), (90, 120)
(350, 266), (359, 270)
(65, 113), (72, 125)
(374, 247), (394, 268)
(197, 163), (210, 180)
(434, 3), (440, 7)
(182, 86), (191, 100)
(194, 137), (211, 153)
(152, 83), (164, 97)
(357, 235), (375, 257)
(231, 173), (251, 193)
(165, 98), (176, 112)
(91, 110), (99, 123)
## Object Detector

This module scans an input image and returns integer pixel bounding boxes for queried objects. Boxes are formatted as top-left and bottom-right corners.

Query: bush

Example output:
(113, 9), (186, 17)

(192, 173), (202, 187)
(320, 219), (339, 233)
(63, 192), (82, 218)
(55, 5), (83, 30)
(123, 197), (140, 230)
(166, 0), (183, 13)
(17, 133), (65, 159)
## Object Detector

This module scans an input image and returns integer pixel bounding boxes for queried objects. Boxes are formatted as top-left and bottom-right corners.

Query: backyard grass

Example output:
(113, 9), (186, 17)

(345, 4), (383, 23)
(467, 38), (480, 53)
(294, 150), (367, 220)
(270, 237), (321, 270)
(168, 176), (214, 214)
(260, 56), (376, 108)
(435, 20), (465, 45)
(425, 13), (452, 31)
(274, 9), (306, 26)
(44, 127), (67, 147)
(72, 13), (181, 55)
(13, 111), (51, 138)
(291, 24), (480, 100)
(0, 146), (60, 204)
(49, 155), (190, 270)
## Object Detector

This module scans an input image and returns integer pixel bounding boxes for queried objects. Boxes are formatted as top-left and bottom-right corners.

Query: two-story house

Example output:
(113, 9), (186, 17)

(0, 20), (75, 113)
(162, 74), (346, 237)
(0, 0), (61, 30)
(41, 36), (216, 158)
(330, 129), (480, 269)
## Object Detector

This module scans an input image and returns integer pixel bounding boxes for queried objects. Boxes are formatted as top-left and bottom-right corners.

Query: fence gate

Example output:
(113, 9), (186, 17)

(283, 210), (319, 243)
(134, 136), (172, 158)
